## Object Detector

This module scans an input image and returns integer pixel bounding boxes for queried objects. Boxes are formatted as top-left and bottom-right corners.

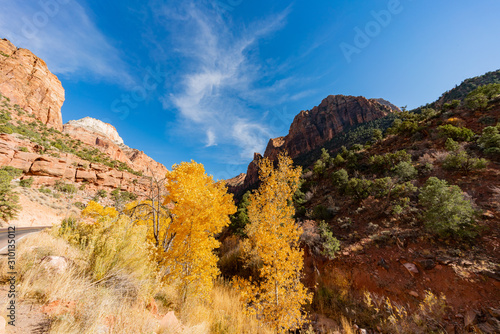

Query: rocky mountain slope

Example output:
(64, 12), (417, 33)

(236, 95), (399, 191)
(0, 38), (64, 130)
(223, 74), (500, 333)
(0, 39), (168, 225)
(434, 69), (500, 106)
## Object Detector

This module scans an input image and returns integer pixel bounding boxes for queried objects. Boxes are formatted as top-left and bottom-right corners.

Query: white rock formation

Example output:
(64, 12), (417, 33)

(64, 117), (124, 144)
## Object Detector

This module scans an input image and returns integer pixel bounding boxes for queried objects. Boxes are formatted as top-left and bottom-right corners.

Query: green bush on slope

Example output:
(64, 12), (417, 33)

(418, 177), (478, 239)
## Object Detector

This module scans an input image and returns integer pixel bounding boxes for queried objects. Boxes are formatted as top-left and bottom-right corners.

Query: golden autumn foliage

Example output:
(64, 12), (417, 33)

(58, 201), (155, 293)
(81, 200), (119, 220)
(130, 161), (236, 300)
(233, 153), (312, 333)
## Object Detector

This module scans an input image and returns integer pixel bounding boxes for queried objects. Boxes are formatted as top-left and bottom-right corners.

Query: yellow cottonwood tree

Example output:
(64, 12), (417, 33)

(233, 153), (312, 333)
(126, 175), (173, 263)
(131, 161), (236, 300)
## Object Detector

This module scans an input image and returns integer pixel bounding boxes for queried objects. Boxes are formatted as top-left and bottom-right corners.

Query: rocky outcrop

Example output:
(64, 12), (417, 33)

(264, 95), (396, 161)
(0, 39), (64, 130)
(0, 133), (161, 195)
(63, 118), (168, 178)
(226, 172), (246, 194)
(372, 98), (401, 113)
(243, 153), (263, 189)
(240, 95), (396, 189)
(0, 39), (170, 202)
(124, 148), (168, 178)
(65, 117), (124, 145)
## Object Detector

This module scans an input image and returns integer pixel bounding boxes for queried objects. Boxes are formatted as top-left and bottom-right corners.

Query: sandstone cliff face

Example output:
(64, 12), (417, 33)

(124, 148), (168, 178)
(241, 95), (396, 189)
(264, 95), (396, 161)
(0, 39), (64, 130)
(0, 133), (156, 195)
(0, 39), (168, 196)
(243, 153), (263, 189)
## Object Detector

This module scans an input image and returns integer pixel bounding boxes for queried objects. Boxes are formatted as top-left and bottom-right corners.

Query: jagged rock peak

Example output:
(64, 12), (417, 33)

(65, 117), (124, 145)
(241, 94), (396, 189)
(264, 94), (395, 161)
(370, 98), (401, 112)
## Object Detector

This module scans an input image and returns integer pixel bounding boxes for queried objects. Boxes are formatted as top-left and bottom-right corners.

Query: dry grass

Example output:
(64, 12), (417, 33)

(340, 316), (355, 334)
(12, 231), (158, 333)
(157, 280), (273, 334)
(432, 150), (450, 163)
(8, 226), (275, 334)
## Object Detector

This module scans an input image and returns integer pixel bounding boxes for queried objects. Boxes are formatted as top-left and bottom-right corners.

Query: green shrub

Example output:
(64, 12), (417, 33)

(333, 154), (345, 166)
(372, 129), (383, 142)
(391, 181), (418, 198)
(0, 124), (13, 134)
(111, 188), (138, 209)
(19, 177), (34, 188)
(438, 124), (475, 141)
(477, 124), (500, 155)
(388, 118), (419, 135)
(320, 148), (331, 163)
(392, 161), (417, 181)
(419, 177), (478, 239)
(293, 186), (307, 219)
(313, 159), (326, 176)
(0, 170), (20, 221)
(351, 144), (364, 152)
(422, 162), (434, 173)
(443, 151), (488, 173)
(230, 191), (251, 235)
(465, 83), (500, 110)
(18, 146), (29, 152)
(420, 107), (438, 119)
(442, 100), (460, 111)
(39, 187), (51, 194)
(371, 177), (392, 197)
(339, 146), (359, 169)
(73, 202), (86, 210)
(369, 150), (412, 173)
(444, 137), (460, 152)
(318, 221), (340, 259)
(0, 166), (22, 179)
(478, 116), (496, 125)
(54, 180), (77, 194)
(96, 189), (107, 198)
(331, 169), (349, 191)
(346, 178), (373, 200)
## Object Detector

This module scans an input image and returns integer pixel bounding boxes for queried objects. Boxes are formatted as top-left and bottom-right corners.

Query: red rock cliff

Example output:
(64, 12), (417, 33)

(242, 95), (397, 188)
(0, 39), (64, 130)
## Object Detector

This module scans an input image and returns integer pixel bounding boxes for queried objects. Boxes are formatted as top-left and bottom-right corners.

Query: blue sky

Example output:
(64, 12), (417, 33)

(1, 0), (499, 179)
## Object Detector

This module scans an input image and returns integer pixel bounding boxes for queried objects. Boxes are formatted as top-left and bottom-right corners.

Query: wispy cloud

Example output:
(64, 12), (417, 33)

(0, 0), (132, 84)
(154, 1), (292, 162)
